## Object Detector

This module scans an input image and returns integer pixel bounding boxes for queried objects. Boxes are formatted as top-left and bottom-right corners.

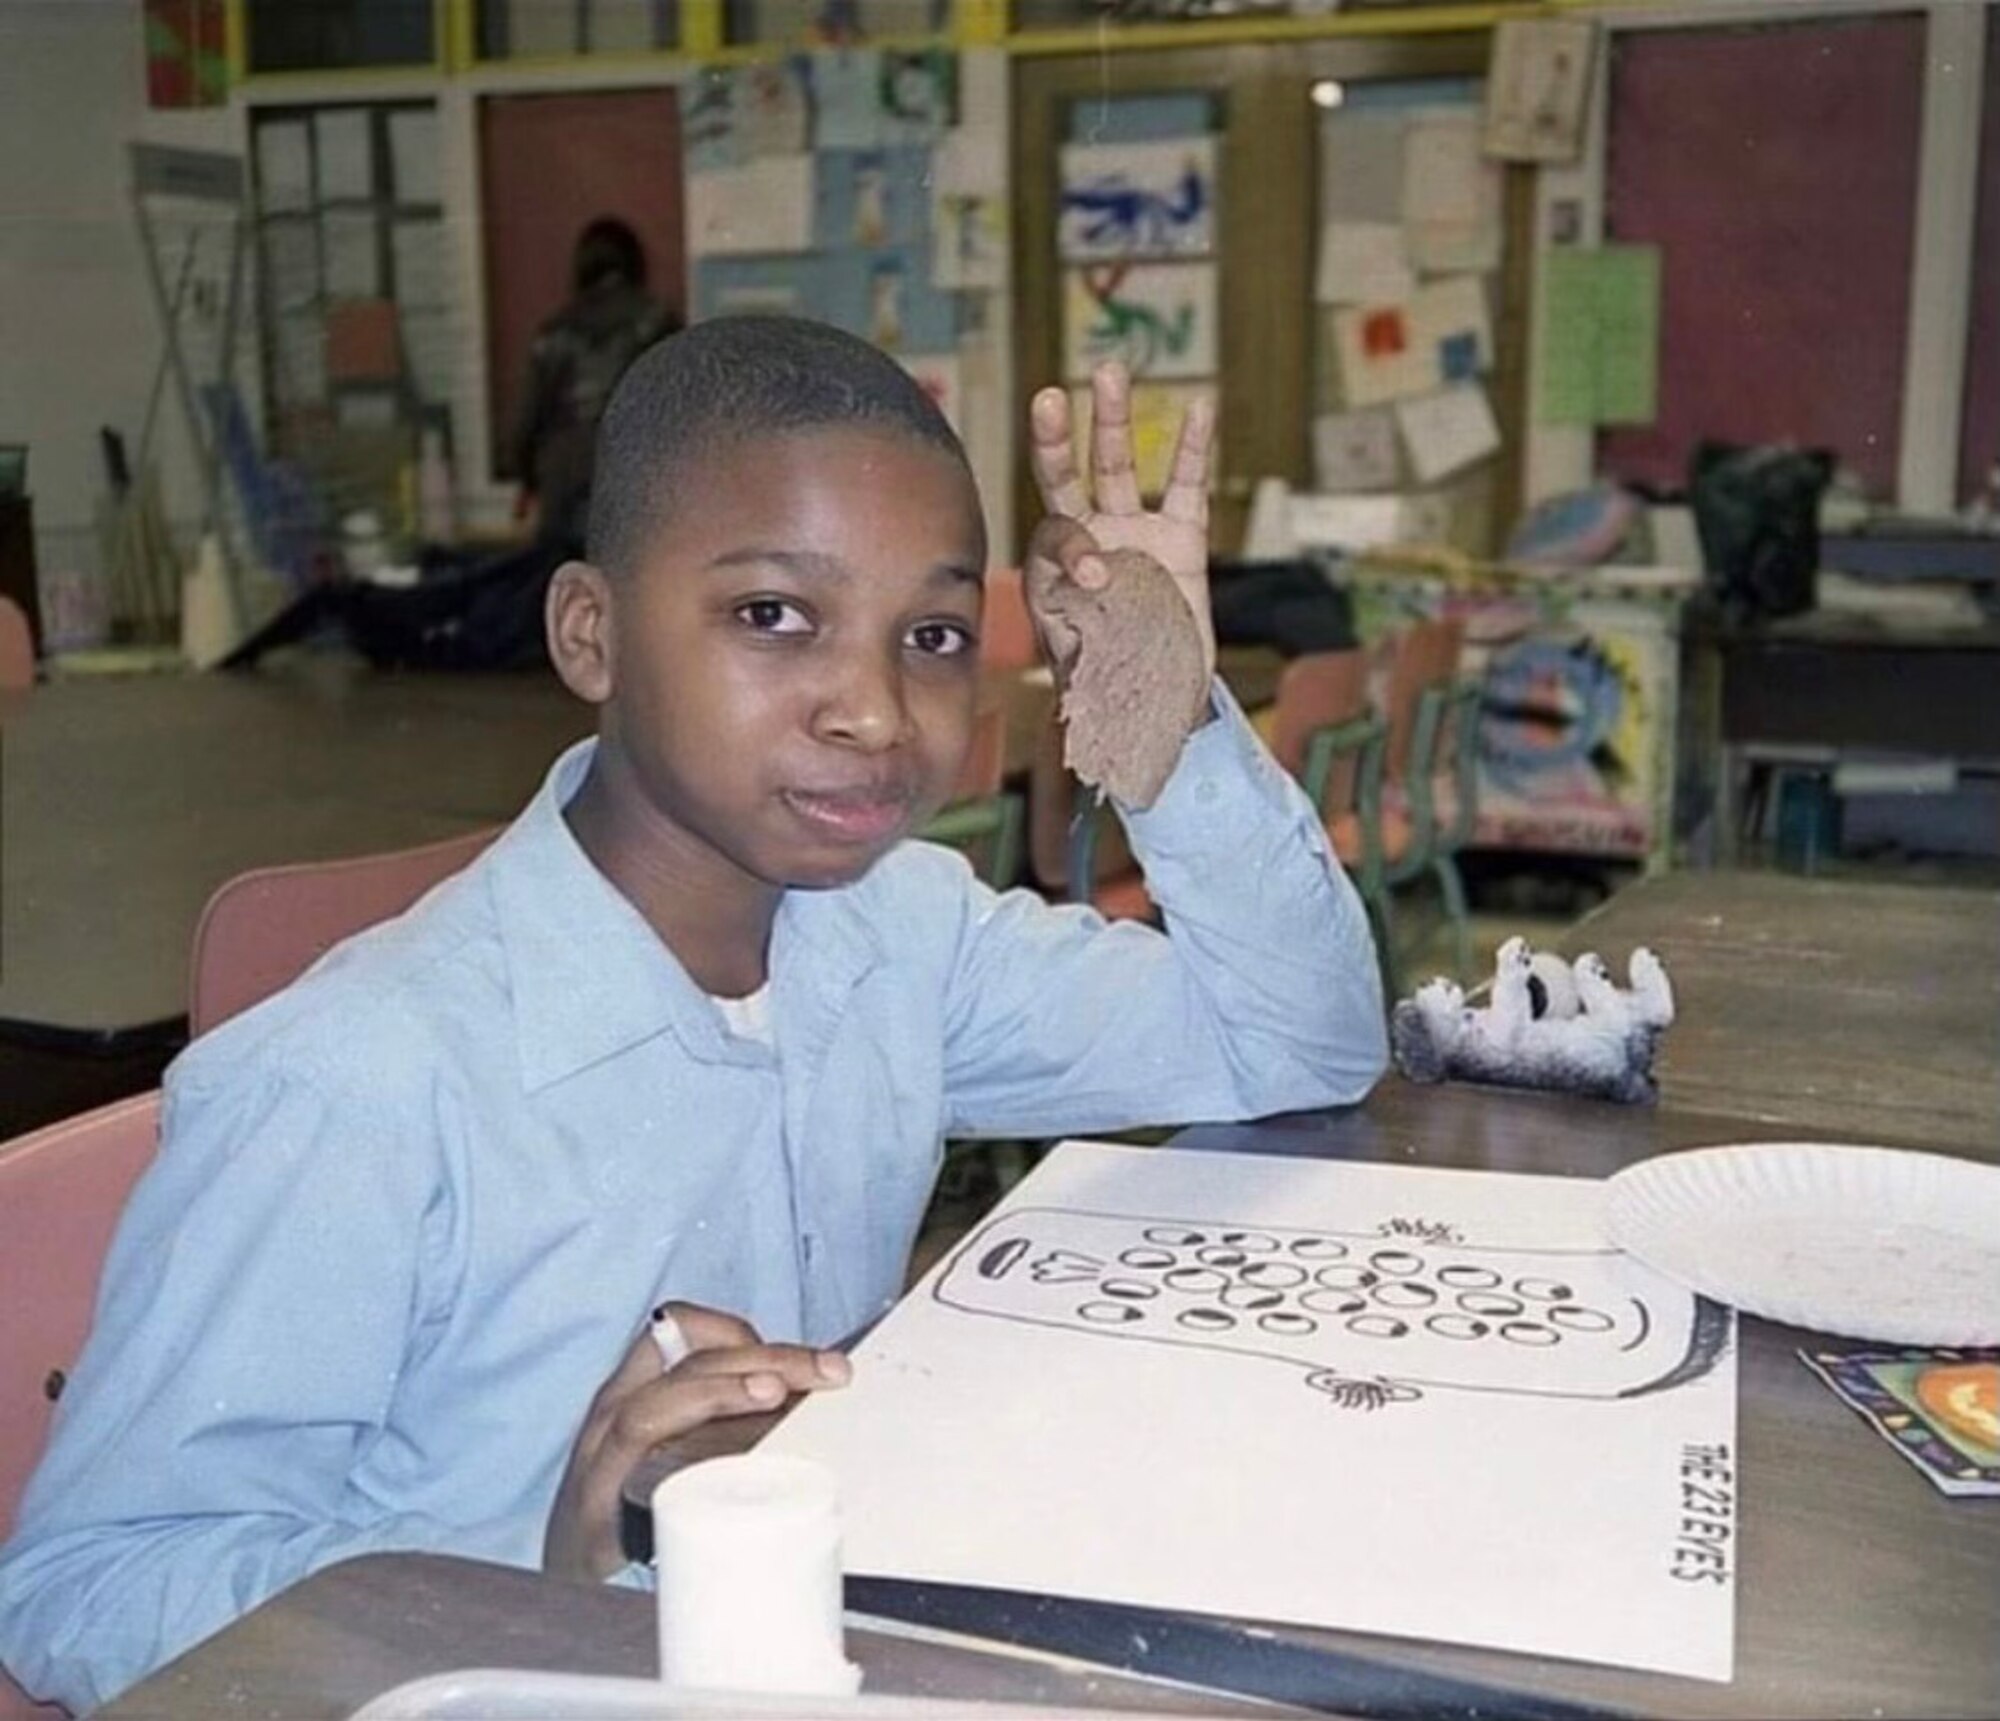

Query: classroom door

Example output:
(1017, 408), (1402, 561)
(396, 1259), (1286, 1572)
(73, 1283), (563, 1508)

(480, 88), (686, 482)
(1013, 32), (1524, 560)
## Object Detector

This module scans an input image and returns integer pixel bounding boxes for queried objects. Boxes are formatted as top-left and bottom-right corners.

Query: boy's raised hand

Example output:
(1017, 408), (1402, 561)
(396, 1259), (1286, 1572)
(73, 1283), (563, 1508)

(1024, 361), (1216, 685)
(543, 1302), (849, 1580)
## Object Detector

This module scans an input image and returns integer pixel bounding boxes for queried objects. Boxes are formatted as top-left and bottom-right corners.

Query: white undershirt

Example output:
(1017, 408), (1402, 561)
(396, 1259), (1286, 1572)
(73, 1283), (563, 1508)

(710, 984), (773, 1046)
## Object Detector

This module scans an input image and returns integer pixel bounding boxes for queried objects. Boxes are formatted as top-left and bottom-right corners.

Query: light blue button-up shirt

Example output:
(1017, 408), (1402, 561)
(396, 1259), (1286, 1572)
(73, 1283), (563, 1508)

(0, 688), (1384, 1713)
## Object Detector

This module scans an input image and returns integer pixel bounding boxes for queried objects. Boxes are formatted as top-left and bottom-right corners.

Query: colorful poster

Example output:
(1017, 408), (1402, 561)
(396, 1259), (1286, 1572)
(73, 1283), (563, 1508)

(145, 0), (227, 109)
(1066, 382), (1217, 500)
(811, 47), (885, 151)
(1058, 137), (1218, 261)
(1332, 276), (1490, 408)
(813, 148), (930, 250)
(1063, 263), (1217, 382)
(879, 48), (955, 143)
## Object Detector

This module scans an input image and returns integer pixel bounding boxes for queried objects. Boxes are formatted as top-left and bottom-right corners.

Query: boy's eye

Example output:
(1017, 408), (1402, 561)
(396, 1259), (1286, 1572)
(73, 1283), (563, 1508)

(737, 598), (812, 635)
(908, 620), (976, 658)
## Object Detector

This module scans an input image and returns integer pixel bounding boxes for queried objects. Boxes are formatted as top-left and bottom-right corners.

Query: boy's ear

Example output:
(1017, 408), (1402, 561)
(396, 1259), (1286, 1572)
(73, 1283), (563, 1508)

(546, 559), (615, 705)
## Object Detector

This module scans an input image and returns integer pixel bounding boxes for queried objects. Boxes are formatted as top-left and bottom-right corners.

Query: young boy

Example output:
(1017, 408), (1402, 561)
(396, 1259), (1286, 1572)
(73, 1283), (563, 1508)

(0, 318), (1385, 1712)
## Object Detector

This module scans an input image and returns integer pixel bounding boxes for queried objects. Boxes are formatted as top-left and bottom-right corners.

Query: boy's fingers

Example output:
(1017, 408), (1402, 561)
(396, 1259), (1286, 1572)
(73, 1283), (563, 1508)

(1159, 393), (1215, 527)
(1029, 386), (1091, 519)
(1024, 516), (1108, 606)
(658, 1302), (762, 1355)
(674, 1344), (851, 1388)
(1088, 363), (1143, 517)
(602, 1352), (846, 1463)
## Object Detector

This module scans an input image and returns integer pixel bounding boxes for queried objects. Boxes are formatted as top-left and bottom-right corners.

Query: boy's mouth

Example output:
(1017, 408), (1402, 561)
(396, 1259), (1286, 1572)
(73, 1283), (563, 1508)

(781, 786), (914, 845)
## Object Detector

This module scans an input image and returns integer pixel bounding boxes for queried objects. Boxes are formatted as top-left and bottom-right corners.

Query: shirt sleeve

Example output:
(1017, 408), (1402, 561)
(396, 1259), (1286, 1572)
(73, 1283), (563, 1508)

(0, 1057), (471, 1715)
(938, 681), (1387, 1139)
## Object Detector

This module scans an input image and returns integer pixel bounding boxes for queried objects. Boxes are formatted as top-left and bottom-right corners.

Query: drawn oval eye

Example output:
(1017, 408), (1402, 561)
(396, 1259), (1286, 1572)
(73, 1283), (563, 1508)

(1458, 1291), (1525, 1319)
(1258, 1312), (1318, 1337)
(1196, 1246), (1249, 1269)
(1220, 1284), (1285, 1312)
(1515, 1277), (1575, 1302)
(1237, 1261), (1307, 1289)
(1299, 1288), (1367, 1316)
(1118, 1248), (1176, 1271)
(1438, 1265), (1503, 1290)
(1178, 1307), (1236, 1332)
(1163, 1266), (1230, 1294)
(1289, 1237), (1348, 1260)
(1099, 1277), (1159, 1301)
(1547, 1304), (1614, 1332)
(1501, 1321), (1561, 1347)
(1370, 1250), (1426, 1276)
(1371, 1281), (1438, 1309)
(1347, 1314), (1410, 1340)
(1426, 1314), (1491, 1340)
(1079, 1301), (1144, 1325)
(1220, 1231), (1278, 1252)
(1144, 1226), (1205, 1248)
(1313, 1263), (1377, 1291)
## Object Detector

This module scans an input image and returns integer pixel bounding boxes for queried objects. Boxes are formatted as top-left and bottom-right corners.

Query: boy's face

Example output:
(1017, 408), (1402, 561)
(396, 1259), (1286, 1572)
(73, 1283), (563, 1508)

(575, 426), (987, 893)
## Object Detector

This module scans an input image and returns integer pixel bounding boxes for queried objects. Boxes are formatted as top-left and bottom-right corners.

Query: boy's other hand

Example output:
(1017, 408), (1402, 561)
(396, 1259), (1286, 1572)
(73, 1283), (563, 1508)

(543, 1302), (850, 1581)
(1024, 361), (1216, 686)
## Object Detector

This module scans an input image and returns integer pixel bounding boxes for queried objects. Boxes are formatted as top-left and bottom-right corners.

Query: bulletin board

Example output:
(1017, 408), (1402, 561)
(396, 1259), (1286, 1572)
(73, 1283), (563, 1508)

(1596, 15), (1926, 500)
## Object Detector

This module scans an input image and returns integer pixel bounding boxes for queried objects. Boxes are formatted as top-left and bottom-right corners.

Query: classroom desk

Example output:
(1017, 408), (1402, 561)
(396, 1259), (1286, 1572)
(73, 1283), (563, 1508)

(97, 1550), (1287, 1721)
(1699, 611), (2000, 864)
(1559, 869), (2000, 1154)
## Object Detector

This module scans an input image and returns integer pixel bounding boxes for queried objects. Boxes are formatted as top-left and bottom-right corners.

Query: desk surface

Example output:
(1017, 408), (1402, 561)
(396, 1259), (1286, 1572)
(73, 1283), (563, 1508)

(1563, 870), (2000, 1153)
(0, 660), (592, 1034)
(100, 1551), (1281, 1721)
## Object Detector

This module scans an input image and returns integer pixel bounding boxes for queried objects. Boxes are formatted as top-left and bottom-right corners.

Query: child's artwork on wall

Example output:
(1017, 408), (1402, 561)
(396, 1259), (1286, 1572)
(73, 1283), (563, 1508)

(1401, 108), (1503, 275)
(879, 48), (955, 143)
(685, 155), (813, 257)
(683, 70), (747, 174)
(768, 1140), (1738, 1682)
(1063, 263), (1216, 382)
(1313, 406), (1401, 492)
(738, 59), (811, 157)
(814, 148), (930, 250)
(1058, 138), (1218, 260)
(1067, 382), (1217, 500)
(1483, 17), (1599, 164)
(1332, 276), (1491, 408)
(811, 47), (886, 150)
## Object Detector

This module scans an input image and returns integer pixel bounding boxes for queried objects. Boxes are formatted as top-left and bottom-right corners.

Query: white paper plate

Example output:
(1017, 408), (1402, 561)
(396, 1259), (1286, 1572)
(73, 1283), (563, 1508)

(1603, 1142), (2000, 1346)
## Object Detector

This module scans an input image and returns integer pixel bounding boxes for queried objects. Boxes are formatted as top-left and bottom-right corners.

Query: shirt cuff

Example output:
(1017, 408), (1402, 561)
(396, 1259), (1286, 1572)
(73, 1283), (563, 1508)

(1122, 676), (1309, 854)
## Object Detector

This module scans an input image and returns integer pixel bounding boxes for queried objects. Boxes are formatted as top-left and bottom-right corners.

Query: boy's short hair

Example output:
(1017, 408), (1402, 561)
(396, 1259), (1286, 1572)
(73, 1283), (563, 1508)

(587, 315), (971, 577)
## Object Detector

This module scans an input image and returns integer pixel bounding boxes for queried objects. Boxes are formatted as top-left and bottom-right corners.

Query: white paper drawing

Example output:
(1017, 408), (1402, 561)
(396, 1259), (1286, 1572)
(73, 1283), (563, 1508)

(1059, 138), (1217, 260)
(1484, 17), (1599, 164)
(1313, 407), (1401, 492)
(933, 191), (1007, 291)
(685, 155), (814, 257)
(1402, 109), (1502, 275)
(1395, 383), (1501, 485)
(1063, 263), (1216, 382)
(769, 1141), (1738, 1683)
(1314, 221), (1413, 307)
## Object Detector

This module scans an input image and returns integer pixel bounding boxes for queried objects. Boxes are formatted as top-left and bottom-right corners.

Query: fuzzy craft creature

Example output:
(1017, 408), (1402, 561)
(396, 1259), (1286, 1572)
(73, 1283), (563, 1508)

(1390, 936), (1676, 1105)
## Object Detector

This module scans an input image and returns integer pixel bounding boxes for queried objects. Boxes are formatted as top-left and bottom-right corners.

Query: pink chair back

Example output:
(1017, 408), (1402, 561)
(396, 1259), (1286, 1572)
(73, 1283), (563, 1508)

(188, 828), (498, 1038)
(1382, 616), (1464, 782)
(0, 1092), (161, 1553)
(1266, 649), (1372, 780)
(978, 568), (1039, 674)
(0, 595), (33, 693)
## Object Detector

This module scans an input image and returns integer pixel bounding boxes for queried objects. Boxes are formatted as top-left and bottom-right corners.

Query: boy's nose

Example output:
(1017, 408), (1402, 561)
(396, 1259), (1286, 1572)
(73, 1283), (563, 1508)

(812, 652), (910, 752)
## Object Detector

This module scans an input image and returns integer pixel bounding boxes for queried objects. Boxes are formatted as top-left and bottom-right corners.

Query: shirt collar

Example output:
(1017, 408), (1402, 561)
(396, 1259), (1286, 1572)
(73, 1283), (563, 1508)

(485, 738), (883, 1093)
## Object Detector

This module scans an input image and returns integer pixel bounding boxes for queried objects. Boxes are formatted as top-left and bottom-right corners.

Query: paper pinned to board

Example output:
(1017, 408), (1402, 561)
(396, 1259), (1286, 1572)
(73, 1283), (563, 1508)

(1314, 221), (1414, 307)
(1402, 108), (1502, 275)
(766, 1140), (1738, 1683)
(1539, 246), (1661, 425)
(1483, 17), (1599, 164)
(1313, 407), (1401, 493)
(684, 155), (814, 257)
(1332, 276), (1489, 408)
(1395, 383), (1501, 485)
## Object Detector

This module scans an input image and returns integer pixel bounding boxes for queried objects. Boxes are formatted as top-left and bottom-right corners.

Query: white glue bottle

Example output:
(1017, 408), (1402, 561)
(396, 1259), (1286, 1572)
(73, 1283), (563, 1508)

(651, 1453), (863, 1698)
